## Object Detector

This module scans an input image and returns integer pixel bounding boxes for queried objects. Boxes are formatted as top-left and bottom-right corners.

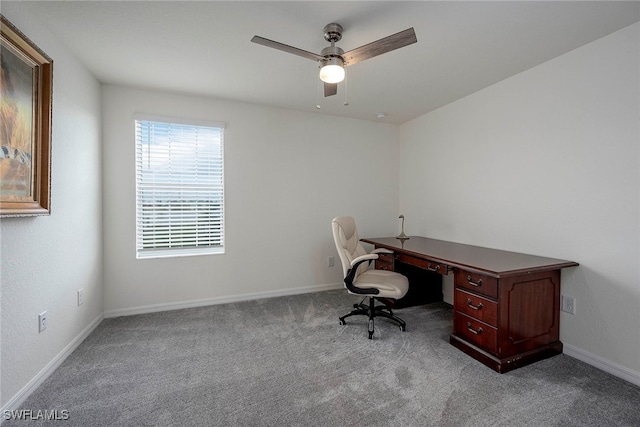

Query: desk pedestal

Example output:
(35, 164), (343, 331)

(450, 269), (563, 373)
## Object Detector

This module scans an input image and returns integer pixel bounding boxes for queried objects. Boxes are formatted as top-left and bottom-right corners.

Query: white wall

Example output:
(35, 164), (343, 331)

(0, 3), (103, 410)
(399, 23), (640, 377)
(102, 86), (400, 314)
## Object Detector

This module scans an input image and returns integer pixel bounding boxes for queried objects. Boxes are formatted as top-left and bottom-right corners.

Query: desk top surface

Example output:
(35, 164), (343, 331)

(361, 236), (578, 277)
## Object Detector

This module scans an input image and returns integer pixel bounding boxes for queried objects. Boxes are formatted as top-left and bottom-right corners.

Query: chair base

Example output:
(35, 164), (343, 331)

(339, 296), (406, 339)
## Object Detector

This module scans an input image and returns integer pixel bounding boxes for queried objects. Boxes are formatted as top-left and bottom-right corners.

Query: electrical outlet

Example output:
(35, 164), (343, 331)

(38, 311), (48, 332)
(561, 295), (576, 315)
(77, 289), (84, 306)
(328, 256), (335, 267)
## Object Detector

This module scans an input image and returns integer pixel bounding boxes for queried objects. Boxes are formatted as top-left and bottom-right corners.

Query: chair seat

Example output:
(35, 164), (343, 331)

(352, 269), (409, 299)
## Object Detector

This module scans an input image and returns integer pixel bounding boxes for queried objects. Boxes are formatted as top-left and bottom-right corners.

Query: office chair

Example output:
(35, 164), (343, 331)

(331, 216), (409, 339)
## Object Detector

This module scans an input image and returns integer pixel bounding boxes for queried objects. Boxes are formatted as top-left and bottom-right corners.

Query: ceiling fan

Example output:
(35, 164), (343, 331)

(251, 23), (417, 97)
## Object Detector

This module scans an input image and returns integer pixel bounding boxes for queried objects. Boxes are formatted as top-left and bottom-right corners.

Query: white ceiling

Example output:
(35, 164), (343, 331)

(22, 1), (640, 124)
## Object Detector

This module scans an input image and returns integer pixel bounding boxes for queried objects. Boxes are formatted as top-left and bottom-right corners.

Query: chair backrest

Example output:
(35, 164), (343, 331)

(332, 216), (369, 281)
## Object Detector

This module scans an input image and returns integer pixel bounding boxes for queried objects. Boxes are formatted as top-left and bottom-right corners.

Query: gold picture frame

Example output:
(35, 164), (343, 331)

(1, 15), (52, 216)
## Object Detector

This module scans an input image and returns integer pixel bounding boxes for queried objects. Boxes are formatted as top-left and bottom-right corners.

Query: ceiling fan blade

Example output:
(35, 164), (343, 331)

(251, 36), (324, 62)
(324, 82), (338, 97)
(342, 28), (417, 66)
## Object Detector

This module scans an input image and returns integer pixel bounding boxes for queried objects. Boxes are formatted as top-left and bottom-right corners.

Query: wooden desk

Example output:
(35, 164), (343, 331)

(361, 236), (579, 373)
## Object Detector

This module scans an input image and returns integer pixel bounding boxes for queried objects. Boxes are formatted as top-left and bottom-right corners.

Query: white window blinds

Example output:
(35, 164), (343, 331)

(135, 117), (224, 258)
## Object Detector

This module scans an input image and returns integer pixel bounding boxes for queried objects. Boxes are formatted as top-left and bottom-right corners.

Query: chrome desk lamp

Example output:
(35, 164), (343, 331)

(396, 215), (409, 240)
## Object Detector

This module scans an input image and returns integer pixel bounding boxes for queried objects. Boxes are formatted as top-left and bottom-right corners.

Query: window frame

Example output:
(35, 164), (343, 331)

(134, 114), (225, 259)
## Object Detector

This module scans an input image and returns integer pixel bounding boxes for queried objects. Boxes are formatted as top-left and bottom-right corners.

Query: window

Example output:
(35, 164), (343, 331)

(135, 116), (224, 258)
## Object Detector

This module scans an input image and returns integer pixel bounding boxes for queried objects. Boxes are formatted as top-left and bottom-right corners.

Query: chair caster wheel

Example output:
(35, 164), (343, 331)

(400, 325), (406, 331)
(368, 332), (374, 339)
(339, 319), (346, 325)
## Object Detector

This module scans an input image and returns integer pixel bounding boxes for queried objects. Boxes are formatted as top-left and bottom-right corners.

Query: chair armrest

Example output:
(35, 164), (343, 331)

(350, 253), (378, 269)
(344, 254), (380, 295)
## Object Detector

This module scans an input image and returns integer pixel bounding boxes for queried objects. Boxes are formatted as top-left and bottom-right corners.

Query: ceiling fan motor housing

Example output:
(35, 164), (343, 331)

(320, 45), (345, 73)
(321, 45), (345, 60)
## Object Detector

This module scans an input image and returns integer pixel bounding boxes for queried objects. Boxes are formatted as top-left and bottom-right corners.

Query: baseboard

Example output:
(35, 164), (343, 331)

(1, 314), (104, 422)
(563, 343), (640, 387)
(103, 283), (344, 318)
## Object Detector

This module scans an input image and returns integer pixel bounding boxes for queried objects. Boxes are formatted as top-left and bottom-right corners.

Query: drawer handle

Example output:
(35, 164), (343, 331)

(427, 263), (440, 272)
(467, 298), (483, 310)
(467, 275), (483, 287)
(466, 322), (483, 335)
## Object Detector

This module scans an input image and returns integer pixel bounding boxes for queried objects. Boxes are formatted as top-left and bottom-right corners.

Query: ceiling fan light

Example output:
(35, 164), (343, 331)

(319, 57), (345, 83)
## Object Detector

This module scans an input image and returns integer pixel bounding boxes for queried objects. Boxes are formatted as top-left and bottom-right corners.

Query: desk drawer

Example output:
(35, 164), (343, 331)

(375, 253), (394, 271)
(454, 312), (498, 354)
(455, 270), (498, 299)
(396, 254), (449, 275)
(454, 288), (498, 327)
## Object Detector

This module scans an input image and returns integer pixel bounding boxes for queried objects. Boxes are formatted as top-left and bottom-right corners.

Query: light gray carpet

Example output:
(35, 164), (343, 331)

(5, 289), (640, 426)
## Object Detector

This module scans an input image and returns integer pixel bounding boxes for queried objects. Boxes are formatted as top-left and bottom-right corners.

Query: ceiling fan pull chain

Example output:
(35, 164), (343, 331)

(316, 72), (322, 109)
(343, 67), (349, 106)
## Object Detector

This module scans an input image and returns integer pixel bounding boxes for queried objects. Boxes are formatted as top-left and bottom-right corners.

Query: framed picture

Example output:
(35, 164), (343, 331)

(0, 15), (52, 216)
